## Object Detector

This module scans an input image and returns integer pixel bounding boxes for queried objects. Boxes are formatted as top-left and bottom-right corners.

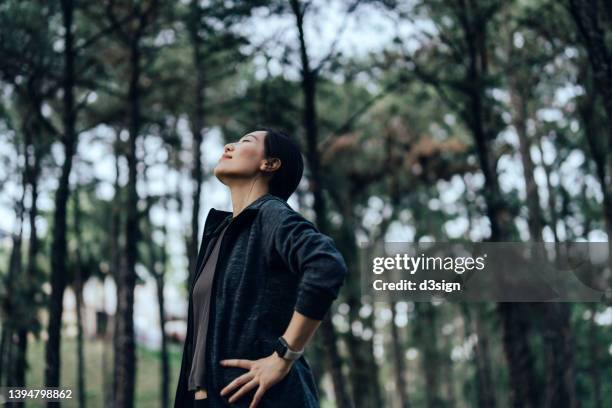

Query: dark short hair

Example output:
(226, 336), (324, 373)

(257, 127), (304, 201)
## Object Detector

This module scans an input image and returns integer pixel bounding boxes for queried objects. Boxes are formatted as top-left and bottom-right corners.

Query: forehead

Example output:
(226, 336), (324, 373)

(242, 130), (267, 140)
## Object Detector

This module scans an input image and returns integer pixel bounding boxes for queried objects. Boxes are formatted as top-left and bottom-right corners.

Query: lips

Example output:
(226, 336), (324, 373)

(221, 154), (232, 160)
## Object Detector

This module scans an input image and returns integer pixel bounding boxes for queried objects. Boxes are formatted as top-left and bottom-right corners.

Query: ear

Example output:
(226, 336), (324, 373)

(261, 157), (282, 173)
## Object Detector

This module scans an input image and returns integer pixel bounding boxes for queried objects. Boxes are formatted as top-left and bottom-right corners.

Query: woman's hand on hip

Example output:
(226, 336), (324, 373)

(219, 352), (293, 408)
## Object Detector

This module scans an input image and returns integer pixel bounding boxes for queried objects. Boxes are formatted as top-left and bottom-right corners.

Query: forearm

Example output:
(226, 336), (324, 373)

(281, 310), (322, 351)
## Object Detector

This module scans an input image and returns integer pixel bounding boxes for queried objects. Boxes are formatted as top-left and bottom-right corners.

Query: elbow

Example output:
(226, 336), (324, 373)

(295, 260), (348, 320)
(335, 256), (349, 293)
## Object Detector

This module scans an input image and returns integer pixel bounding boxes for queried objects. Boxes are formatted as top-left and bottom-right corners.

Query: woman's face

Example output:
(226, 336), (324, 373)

(214, 130), (269, 181)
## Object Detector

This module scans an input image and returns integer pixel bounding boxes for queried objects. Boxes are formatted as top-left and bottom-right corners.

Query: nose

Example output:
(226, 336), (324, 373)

(224, 143), (235, 152)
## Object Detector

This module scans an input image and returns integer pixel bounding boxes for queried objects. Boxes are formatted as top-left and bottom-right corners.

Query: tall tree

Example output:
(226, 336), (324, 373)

(504, 6), (579, 406)
(71, 185), (87, 408)
(45, 2), (79, 400)
(389, 2), (542, 405)
(281, 1), (357, 406)
(103, 1), (160, 406)
(141, 151), (171, 408)
(566, 0), (612, 269)
(1, 141), (27, 388)
(184, 0), (264, 292)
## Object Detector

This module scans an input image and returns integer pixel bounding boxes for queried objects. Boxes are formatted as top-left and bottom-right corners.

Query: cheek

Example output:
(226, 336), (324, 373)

(239, 145), (264, 165)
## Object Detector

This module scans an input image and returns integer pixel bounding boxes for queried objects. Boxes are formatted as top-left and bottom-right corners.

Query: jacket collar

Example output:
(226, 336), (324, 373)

(203, 193), (277, 237)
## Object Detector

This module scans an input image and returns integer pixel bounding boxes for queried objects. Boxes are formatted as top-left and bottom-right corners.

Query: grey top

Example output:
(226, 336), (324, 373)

(188, 221), (231, 391)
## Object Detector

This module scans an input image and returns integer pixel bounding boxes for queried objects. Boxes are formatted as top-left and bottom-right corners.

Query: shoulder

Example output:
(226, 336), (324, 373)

(258, 196), (317, 232)
(259, 196), (308, 221)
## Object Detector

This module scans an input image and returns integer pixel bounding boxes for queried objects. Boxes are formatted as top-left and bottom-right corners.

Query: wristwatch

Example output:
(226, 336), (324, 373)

(274, 336), (304, 361)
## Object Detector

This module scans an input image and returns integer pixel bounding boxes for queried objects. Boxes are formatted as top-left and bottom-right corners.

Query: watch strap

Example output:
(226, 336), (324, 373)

(278, 336), (303, 360)
(282, 347), (303, 360)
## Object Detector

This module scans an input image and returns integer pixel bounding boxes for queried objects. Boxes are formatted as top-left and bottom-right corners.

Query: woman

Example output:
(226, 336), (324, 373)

(174, 128), (348, 408)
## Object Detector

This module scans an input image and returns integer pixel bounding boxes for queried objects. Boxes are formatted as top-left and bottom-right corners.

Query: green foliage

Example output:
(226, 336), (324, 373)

(1, 0), (612, 406)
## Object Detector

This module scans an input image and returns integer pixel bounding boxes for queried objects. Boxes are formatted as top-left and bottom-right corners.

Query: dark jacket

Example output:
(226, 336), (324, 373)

(174, 193), (348, 408)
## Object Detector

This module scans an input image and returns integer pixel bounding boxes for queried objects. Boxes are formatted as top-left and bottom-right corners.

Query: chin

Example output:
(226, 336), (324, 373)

(213, 165), (237, 181)
(213, 169), (225, 180)
(213, 162), (227, 175)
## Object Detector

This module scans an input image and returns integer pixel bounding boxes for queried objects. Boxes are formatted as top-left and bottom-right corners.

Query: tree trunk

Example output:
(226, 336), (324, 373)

(472, 93), (540, 406)
(508, 54), (578, 408)
(568, 0), (612, 270)
(0, 326), (8, 387)
(389, 299), (410, 408)
(461, 304), (496, 408)
(542, 302), (578, 408)
(318, 316), (352, 408)
(534, 135), (560, 242)
(155, 273), (170, 408)
(415, 303), (444, 408)
(72, 189), (87, 408)
(588, 303), (603, 408)
(46, 3), (78, 405)
(106, 134), (122, 407)
(460, 189), (497, 408)
(507, 73), (543, 241)
(144, 180), (170, 408)
(338, 205), (383, 408)
(289, 1), (351, 406)
(441, 325), (456, 408)
(14, 104), (42, 388)
(497, 302), (539, 408)
(187, 0), (206, 292)
(454, 3), (540, 405)
(114, 35), (142, 408)
(5, 176), (26, 389)
(575, 58), (612, 268)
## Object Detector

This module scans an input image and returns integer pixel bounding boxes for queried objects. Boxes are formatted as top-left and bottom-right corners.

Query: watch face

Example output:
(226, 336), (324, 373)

(274, 340), (287, 357)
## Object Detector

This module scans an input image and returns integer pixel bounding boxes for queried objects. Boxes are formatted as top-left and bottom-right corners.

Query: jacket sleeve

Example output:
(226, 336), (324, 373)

(272, 209), (348, 320)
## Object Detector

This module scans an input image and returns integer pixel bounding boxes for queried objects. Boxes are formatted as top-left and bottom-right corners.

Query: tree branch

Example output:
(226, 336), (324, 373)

(313, 0), (362, 74)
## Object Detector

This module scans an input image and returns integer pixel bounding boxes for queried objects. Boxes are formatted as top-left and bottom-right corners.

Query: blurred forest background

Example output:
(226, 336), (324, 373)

(1, 0), (612, 407)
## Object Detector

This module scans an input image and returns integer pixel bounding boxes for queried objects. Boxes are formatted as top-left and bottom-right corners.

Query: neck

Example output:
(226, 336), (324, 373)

(229, 178), (269, 218)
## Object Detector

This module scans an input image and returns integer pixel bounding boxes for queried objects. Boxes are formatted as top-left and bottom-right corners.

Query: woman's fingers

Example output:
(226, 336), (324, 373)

(220, 372), (254, 396)
(249, 384), (268, 408)
(228, 378), (259, 403)
(220, 358), (252, 369)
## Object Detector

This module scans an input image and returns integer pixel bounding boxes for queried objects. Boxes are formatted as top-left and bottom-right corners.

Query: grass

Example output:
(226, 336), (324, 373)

(24, 336), (183, 408)
(22, 336), (337, 407)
